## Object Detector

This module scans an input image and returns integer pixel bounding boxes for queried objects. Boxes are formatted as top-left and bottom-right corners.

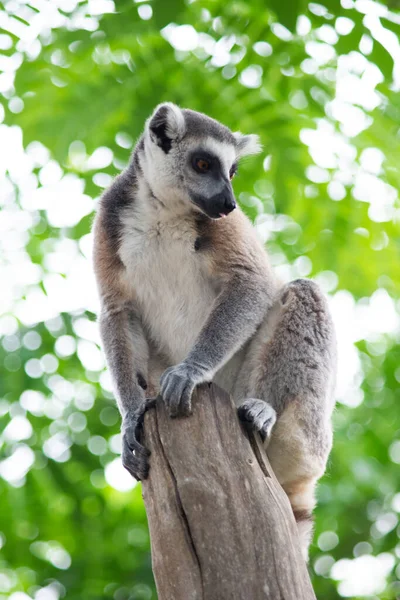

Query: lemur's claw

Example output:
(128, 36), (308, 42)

(238, 398), (277, 442)
(121, 399), (155, 480)
(160, 364), (197, 418)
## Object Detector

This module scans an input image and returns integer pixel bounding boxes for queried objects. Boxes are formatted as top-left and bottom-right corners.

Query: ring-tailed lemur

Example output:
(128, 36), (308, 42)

(93, 103), (337, 559)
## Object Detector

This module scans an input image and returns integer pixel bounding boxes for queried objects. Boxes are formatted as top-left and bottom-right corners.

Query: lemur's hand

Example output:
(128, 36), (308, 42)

(160, 362), (205, 418)
(121, 399), (155, 480)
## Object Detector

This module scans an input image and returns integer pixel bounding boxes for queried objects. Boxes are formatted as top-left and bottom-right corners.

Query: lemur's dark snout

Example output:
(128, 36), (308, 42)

(190, 186), (236, 220)
(215, 187), (236, 218)
(223, 194), (236, 215)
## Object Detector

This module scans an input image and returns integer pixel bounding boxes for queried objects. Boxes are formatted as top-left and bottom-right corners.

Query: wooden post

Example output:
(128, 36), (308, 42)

(141, 383), (316, 600)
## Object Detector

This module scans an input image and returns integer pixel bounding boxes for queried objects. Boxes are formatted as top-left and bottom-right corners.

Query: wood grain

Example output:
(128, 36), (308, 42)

(142, 383), (316, 600)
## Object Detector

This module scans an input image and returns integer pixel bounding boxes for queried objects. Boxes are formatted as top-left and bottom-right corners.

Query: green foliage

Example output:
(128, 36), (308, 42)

(0, 1), (399, 599)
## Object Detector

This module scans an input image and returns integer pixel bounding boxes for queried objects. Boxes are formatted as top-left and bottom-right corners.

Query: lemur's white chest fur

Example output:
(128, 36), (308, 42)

(119, 198), (216, 364)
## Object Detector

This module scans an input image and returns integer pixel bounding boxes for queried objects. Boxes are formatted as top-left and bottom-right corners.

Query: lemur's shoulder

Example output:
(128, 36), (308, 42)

(92, 170), (138, 305)
(96, 170), (137, 248)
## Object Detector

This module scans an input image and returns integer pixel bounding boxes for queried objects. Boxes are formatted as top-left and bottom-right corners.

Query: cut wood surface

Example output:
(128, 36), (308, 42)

(141, 383), (316, 600)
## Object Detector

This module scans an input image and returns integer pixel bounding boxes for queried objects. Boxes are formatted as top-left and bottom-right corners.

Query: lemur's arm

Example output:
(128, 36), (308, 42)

(99, 302), (152, 480)
(160, 219), (276, 416)
(93, 204), (151, 480)
(186, 274), (270, 374)
(99, 302), (149, 417)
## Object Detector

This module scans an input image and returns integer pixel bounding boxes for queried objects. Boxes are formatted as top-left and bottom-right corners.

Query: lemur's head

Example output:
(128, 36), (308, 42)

(138, 102), (261, 219)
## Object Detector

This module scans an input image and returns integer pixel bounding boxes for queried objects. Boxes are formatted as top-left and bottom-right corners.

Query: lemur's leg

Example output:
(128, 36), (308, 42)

(235, 279), (336, 560)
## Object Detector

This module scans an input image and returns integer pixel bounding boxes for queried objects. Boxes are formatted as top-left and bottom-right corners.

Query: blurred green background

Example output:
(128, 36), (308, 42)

(1, 0), (400, 598)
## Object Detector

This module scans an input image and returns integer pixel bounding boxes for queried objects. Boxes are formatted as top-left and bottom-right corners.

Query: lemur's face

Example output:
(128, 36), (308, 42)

(141, 103), (261, 219)
(182, 137), (237, 219)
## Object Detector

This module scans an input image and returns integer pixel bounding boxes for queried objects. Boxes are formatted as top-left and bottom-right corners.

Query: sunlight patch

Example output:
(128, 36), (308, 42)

(331, 553), (395, 596)
(0, 445), (35, 486)
(105, 458), (137, 492)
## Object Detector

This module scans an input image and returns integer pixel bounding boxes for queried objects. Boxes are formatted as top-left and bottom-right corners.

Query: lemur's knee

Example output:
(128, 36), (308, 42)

(278, 278), (335, 360)
(281, 278), (326, 309)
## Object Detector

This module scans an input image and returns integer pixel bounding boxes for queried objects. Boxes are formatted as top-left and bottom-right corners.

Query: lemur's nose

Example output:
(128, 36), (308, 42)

(224, 196), (236, 214)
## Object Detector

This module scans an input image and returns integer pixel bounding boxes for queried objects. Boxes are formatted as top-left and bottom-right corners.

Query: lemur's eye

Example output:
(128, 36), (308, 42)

(194, 158), (210, 173)
(229, 165), (237, 180)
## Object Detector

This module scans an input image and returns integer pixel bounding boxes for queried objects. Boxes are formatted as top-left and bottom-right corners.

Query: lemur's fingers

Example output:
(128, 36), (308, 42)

(169, 381), (193, 418)
(121, 402), (153, 480)
(122, 436), (150, 480)
(162, 374), (185, 415)
(160, 365), (194, 418)
(165, 378), (193, 418)
(238, 398), (277, 441)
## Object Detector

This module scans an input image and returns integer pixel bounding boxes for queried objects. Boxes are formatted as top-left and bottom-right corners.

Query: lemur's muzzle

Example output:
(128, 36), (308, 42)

(219, 189), (237, 217)
(190, 185), (237, 220)
(207, 186), (237, 219)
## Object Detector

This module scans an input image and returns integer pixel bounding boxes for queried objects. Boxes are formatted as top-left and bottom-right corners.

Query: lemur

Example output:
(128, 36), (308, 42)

(92, 103), (337, 559)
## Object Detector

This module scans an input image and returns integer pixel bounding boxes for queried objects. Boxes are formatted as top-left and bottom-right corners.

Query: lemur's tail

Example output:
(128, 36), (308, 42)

(283, 478), (317, 563)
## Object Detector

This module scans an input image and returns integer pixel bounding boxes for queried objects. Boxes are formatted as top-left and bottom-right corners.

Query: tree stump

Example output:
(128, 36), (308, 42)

(141, 383), (316, 600)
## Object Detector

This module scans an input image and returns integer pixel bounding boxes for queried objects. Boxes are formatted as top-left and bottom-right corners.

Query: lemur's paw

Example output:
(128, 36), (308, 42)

(121, 399), (155, 480)
(238, 399), (277, 442)
(160, 362), (202, 418)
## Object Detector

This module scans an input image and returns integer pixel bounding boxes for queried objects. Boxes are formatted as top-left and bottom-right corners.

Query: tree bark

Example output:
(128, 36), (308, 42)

(141, 383), (316, 600)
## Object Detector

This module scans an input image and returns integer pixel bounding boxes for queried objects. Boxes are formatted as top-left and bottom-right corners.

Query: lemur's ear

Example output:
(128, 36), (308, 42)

(147, 102), (186, 153)
(234, 132), (262, 158)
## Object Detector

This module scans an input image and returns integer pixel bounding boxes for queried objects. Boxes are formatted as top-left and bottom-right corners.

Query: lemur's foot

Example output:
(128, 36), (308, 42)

(238, 398), (276, 442)
(121, 398), (156, 480)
